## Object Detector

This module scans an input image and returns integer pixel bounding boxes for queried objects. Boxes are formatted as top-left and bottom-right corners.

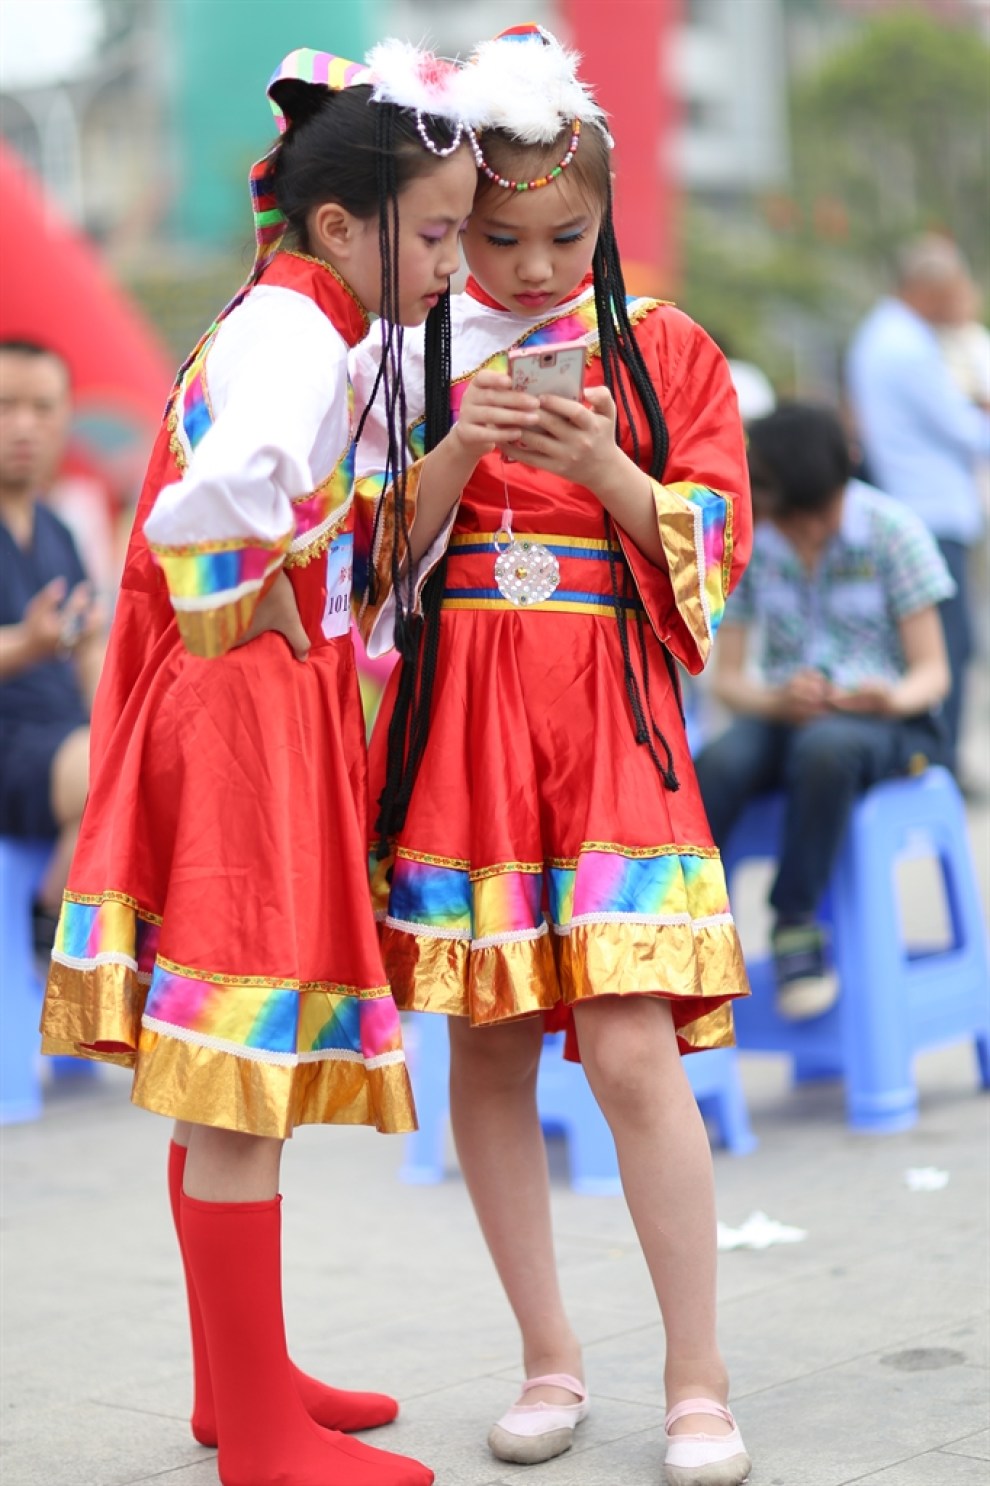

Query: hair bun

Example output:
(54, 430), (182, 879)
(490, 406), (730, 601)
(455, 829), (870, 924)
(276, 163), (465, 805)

(268, 78), (333, 131)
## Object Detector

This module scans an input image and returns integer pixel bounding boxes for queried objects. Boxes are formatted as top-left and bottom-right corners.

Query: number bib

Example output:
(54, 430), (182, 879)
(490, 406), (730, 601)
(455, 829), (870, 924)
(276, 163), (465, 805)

(322, 533), (353, 639)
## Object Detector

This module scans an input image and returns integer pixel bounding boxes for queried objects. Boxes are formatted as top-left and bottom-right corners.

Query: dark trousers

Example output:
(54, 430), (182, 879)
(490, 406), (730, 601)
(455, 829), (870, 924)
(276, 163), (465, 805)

(694, 713), (946, 920)
(935, 539), (972, 776)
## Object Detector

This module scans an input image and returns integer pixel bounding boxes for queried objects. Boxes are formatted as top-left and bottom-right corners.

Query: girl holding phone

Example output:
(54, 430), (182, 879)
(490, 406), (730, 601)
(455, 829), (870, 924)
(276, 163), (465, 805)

(353, 25), (753, 1485)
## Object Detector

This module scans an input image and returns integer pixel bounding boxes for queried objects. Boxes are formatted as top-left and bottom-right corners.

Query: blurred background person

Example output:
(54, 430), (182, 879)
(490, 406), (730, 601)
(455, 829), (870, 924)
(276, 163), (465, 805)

(0, 340), (105, 951)
(846, 235), (990, 780)
(938, 271), (990, 414)
(693, 403), (952, 1021)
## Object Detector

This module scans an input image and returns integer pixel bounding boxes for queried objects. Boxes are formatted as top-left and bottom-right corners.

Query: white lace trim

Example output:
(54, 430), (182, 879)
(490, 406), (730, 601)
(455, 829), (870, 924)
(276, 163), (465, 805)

(141, 1016), (405, 1069)
(471, 923), (549, 951)
(689, 498), (713, 644)
(384, 915), (470, 941)
(52, 948), (152, 984)
(554, 910), (735, 932)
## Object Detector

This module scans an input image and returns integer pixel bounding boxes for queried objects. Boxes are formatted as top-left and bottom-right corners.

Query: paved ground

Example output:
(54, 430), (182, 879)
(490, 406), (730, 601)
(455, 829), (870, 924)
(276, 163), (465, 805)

(2, 678), (987, 1486)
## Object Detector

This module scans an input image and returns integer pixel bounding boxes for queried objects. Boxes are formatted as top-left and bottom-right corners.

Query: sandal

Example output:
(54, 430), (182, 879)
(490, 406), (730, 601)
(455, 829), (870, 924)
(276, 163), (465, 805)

(488, 1372), (589, 1464)
(663, 1397), (751, 1486)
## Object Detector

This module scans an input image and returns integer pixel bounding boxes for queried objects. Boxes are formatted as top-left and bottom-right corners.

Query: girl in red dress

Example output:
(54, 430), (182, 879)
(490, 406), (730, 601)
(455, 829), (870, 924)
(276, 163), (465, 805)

(353, 26), (753, 1486)
(40, 44), (477, 1486)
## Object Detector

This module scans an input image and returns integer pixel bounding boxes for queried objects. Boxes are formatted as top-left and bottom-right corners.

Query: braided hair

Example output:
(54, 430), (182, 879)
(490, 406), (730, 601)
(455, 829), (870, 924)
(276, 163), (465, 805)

(375, 118), (683, 852)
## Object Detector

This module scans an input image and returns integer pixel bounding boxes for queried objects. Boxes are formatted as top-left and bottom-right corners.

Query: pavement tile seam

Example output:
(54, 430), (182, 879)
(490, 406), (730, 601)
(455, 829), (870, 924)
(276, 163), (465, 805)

(118, 1468), (216, 1486)
(837, 1451), (976, 1486)
(937, 1443), (990, 1459)
(721, 1310), (989, 1400)
(731, 1353), (988, 1408)
(85, 1398), (190, 1423)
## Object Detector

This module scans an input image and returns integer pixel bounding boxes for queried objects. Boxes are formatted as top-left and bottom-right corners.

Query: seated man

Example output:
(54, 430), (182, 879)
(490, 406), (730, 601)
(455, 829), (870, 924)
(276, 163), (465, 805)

(0, 341), (105, 950)
(694, 403), (953, 1020)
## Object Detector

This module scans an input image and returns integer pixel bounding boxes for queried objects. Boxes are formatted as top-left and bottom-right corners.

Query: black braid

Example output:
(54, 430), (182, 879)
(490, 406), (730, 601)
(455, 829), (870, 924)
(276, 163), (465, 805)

(593, 171), (681, 791)
(373, 242), (453, 855)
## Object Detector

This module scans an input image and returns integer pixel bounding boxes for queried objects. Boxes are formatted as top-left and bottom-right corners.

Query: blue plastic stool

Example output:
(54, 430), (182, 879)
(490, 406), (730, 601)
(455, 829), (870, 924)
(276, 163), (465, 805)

(401, 1012), (756, 1192)
(724, 767), (990, 1133)
(0, 836), (96, 1124)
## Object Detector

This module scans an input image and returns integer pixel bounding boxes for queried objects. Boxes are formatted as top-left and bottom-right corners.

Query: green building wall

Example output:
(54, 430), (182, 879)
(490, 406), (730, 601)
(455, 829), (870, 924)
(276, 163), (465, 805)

(170, 0), (381, 248)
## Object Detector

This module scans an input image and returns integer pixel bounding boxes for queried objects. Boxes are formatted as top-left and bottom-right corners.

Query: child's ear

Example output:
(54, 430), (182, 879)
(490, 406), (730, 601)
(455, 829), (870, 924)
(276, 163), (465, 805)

(309, 202), (361, 262)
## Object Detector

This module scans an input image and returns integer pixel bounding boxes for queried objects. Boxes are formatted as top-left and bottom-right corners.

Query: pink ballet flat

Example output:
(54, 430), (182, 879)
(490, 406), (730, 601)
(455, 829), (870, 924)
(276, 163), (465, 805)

(663, 1397), (751, 1486)
(488, 1372), (589, 1464)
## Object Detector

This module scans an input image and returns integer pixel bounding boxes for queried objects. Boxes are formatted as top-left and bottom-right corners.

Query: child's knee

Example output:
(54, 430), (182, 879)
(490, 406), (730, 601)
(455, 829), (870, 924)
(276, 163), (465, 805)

(575, 996), (676, 1101)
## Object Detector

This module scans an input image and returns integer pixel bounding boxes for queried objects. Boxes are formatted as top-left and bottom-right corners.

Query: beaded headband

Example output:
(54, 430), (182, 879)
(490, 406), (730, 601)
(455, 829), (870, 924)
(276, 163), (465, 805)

(455, 23), (609, 194)
(468, 119), (583, 193)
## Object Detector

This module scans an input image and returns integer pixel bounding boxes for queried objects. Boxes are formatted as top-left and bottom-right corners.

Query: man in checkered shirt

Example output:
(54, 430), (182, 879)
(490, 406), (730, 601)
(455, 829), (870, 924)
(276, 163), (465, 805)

(694, 403), (954, 1020)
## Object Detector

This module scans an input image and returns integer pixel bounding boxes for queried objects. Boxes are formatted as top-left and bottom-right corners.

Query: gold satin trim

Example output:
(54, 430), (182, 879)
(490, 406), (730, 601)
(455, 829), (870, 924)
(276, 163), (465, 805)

(549, 842), (719, 868)
(174, 592), (261, 659)
(383, 916), (749, 1050)
(42, 959), (145, 1056)
(131, 1027), (415, 1138)
(470, 860), (544, 882)
(395, 845), (472, 871)
(389, 844), (718, 878)
(448, 531), (621, 552)
(63, 888), (163, 921)
(153, 953), (391, 999)
(384, 928), (559, 1024)
(41, 964), (416, 1136)
(647, 479), (713, 664)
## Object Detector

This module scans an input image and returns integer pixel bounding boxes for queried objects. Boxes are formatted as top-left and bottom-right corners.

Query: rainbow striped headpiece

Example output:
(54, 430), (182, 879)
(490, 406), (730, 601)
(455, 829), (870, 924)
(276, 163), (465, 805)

(249, 41), (465, 278)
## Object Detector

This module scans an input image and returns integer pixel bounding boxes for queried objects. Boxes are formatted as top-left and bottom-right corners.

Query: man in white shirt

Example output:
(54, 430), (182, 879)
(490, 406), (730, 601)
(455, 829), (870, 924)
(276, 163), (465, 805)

(846, 236), (990, 775)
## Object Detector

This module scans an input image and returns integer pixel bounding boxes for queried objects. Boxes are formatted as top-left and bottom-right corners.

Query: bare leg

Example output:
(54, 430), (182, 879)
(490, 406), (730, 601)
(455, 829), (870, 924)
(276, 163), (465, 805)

(572, 995), (731, 1436)
(40, 725), (89, 911)
(183, 1122), (283, 1202)
(448, 1015), (582, 1406)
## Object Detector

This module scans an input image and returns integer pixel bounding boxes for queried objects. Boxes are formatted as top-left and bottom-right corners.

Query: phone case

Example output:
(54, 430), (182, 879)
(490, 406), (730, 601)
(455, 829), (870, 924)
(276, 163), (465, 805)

(508, 339), (586, 400)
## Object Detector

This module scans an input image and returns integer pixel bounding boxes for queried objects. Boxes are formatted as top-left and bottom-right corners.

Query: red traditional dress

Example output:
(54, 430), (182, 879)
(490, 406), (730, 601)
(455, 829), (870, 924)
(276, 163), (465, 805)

(351, 275), (752, 1055)
(40, 252), (416, 1137)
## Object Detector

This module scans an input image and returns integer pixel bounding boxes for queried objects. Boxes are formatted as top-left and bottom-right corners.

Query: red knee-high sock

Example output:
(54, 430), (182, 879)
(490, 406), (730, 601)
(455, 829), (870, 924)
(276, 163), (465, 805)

(180, 1192), (433, 1486)
(167, 1140), (220, 1445)
(167, 1142), (398, 1446)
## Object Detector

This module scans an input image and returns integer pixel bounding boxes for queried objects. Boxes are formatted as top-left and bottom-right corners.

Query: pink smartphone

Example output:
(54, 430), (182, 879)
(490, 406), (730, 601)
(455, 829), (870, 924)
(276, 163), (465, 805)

(508, 339), (586, 400)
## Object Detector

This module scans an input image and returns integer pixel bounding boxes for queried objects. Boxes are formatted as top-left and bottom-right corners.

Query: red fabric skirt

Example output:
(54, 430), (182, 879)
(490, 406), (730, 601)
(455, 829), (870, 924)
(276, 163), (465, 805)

(369, 536), (748, 1058)
(41, 552), (415, 1137)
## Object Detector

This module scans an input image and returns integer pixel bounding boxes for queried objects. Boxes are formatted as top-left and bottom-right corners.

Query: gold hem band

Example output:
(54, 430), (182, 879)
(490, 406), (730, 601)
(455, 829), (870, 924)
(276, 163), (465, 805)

(382, 918), (748, 1050)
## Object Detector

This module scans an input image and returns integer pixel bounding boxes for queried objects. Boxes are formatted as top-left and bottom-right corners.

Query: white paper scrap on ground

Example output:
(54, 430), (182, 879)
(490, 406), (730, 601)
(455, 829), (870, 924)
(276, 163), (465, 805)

(716, 1211), (808, 1251)
(904, 1167), (950, 1191)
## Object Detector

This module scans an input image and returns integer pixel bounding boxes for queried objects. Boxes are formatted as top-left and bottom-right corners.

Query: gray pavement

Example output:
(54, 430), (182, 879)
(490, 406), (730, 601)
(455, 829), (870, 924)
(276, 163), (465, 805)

(2, 684), (988, 1486)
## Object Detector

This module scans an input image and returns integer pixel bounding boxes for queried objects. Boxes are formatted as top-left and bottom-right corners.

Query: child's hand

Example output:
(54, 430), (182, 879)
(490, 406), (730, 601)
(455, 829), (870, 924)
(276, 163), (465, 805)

(234, 571), (310, 661)
(452, 370), (539, 459)
(508, 386), (624, 490)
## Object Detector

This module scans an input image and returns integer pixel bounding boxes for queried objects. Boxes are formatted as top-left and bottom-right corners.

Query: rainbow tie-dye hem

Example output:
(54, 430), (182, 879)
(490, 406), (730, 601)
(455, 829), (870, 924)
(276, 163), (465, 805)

(41, 892), (415, 1137)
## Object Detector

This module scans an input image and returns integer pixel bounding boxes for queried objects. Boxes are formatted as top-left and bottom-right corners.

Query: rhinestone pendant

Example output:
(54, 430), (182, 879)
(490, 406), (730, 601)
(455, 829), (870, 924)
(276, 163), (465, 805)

(493, 537), (560, 607)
